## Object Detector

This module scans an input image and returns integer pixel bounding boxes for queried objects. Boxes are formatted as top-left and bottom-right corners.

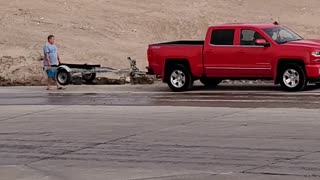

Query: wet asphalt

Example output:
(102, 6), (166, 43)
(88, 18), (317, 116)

(1, 83), (320, 108)
(1, 83), (320, 180)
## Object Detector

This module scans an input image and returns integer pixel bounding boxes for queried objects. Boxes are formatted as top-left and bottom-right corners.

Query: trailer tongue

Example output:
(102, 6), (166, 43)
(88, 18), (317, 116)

(52, 57), (147, 85)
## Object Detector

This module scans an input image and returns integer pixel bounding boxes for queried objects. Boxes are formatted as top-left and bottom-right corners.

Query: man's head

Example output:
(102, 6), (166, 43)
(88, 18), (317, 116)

(48, 35), (55, 44)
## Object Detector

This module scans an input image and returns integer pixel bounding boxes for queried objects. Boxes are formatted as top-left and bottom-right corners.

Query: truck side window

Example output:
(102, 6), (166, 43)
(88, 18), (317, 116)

(211, 29), (235, 45)
(241, 30), (266, 46)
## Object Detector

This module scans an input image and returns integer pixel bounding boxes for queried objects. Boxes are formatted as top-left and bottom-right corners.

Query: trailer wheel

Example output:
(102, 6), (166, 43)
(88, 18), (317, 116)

(56, 69), (71, 86)
(82, 73), (96, 83)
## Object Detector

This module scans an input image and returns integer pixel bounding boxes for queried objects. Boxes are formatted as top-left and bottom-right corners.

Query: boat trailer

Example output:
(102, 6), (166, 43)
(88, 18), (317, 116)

(50, 57), (147, 85)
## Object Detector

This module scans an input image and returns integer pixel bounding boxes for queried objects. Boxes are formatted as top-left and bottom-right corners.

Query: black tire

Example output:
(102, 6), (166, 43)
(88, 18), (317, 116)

(167, 64), (193, 92)
(56, 69), (72, 86)
(82, 73), (96, 83)
(279, 63), (307, 91)
(200, 78), (222, 88)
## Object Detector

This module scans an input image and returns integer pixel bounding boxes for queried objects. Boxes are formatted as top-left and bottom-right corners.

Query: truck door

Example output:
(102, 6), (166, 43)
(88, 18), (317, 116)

(236, 29), (273, 77)
(203, 28), (242, 77)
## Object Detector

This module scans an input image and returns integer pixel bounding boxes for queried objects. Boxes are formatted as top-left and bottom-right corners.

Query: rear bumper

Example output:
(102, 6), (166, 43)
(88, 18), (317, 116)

(146, 66), (155, 75)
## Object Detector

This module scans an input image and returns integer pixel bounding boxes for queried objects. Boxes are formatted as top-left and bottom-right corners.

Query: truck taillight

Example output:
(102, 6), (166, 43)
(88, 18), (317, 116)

(147, 48), (152, 61)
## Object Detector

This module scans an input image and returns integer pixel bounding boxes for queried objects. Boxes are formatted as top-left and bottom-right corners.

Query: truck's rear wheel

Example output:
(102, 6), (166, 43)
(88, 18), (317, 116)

(167, 64), (193, 92)
(200, 78), (222, 88)
(279, 63), (307, 91)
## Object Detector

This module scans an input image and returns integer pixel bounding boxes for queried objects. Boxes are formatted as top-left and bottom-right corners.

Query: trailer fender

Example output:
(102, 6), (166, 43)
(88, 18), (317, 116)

(57, 65), (72, 72)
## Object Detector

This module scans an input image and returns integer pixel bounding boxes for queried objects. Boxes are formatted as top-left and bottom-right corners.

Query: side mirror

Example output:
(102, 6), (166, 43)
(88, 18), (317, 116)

(255, 39), (270, 47)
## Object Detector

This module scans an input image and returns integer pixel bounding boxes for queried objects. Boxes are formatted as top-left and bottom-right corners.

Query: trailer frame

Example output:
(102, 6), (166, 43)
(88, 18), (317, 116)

(50, 57), (145, 85)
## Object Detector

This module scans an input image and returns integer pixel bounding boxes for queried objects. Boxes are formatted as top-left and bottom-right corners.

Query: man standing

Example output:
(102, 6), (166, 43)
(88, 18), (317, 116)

(43, 35), (63, 90)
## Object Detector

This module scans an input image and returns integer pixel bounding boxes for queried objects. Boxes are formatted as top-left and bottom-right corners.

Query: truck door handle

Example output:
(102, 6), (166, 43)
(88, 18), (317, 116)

(238, 50), (246, 53)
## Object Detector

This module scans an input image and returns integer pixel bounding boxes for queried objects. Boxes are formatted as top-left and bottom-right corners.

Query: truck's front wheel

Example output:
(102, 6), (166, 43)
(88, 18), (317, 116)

(279, 64), (307, 91)
(167, 64), (193, 92)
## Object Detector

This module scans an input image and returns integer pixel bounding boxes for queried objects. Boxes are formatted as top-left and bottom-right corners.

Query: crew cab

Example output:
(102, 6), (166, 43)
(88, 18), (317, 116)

(147, 23), (320, 91)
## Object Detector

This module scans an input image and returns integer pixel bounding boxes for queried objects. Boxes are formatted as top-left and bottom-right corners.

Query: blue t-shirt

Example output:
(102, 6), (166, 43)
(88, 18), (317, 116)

(43, 43), (59, 66)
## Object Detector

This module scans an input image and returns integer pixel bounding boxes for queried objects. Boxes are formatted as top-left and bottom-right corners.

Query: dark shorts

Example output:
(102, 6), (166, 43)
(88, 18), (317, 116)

(46, 69), (57, 78)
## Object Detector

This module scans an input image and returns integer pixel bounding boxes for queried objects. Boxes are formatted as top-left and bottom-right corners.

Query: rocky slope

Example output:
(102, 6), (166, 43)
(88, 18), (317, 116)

(0, 0), (319, 85)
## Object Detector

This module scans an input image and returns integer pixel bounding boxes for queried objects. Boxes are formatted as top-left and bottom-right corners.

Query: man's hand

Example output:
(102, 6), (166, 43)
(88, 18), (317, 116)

(57, 53), (61, 64)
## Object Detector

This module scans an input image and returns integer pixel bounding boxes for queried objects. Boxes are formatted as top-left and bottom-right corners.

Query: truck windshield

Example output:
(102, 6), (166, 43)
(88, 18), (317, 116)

(263, 27), (303, 44)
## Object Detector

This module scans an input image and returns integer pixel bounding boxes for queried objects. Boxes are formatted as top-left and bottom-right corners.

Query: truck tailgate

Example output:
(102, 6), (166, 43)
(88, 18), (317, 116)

(148, 43), (204, 78)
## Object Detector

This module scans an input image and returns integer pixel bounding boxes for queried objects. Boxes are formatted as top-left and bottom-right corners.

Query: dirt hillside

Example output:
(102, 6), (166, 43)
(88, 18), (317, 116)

(1, 0), (320, 85)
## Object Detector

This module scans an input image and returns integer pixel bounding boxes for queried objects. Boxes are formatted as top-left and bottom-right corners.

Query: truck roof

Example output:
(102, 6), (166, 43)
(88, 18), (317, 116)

(211, 23), (279, 29)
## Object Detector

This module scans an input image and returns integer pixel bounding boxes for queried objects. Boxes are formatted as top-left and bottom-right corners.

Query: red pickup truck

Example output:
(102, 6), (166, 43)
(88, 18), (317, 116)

(147, 23), (320, 91)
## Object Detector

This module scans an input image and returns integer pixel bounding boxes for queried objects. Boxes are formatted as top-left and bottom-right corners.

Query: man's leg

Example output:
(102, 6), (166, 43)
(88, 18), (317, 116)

(55, 79), (62, 89)
(53, 70), (64, 89)
(47, 78), (53, 90)
(45, 69), (53, 90)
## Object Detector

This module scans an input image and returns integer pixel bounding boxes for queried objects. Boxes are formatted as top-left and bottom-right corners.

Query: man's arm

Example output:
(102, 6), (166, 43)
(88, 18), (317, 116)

(45, 53), (51, 66)
(57, 52), (61, 64)
(44, 45), (51, 66)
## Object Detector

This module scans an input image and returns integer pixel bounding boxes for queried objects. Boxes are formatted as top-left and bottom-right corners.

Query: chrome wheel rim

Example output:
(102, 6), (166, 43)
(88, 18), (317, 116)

(283, 69), (300, 88)
(57, 72), (68, 84)
(170, 70), (186, 88)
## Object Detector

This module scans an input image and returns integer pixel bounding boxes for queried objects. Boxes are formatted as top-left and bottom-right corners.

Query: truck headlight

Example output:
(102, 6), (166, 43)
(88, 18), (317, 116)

(312, 51), (320, 57)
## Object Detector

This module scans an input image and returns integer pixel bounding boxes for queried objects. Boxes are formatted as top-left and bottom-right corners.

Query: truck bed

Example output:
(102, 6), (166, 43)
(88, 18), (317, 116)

(148, 41), (204, 78)
(150, 40), (204, 46)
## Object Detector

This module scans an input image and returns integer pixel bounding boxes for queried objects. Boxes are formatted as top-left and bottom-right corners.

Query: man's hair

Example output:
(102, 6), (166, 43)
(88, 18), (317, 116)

(48, 35), (55, 41)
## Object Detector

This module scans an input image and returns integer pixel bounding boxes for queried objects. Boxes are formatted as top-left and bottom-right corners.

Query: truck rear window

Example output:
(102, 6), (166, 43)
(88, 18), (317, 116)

(211, 29), (235, 45)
